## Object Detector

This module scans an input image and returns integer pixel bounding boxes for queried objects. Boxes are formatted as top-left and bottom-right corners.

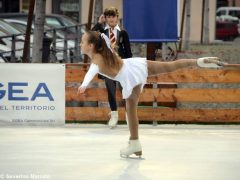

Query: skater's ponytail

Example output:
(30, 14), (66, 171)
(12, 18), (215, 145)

(86, 31), (121, 70)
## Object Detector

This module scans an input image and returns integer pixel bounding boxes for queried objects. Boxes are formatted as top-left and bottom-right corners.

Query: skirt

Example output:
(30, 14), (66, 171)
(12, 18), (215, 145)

(114, 57), (148, 99)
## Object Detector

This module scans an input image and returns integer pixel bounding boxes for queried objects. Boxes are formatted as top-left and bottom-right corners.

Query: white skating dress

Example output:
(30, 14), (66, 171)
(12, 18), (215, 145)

(80, 57), (148, 99)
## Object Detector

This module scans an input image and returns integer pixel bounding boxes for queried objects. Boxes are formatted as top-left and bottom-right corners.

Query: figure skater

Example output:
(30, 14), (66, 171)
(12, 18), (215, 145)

(77, 31), (227, 158)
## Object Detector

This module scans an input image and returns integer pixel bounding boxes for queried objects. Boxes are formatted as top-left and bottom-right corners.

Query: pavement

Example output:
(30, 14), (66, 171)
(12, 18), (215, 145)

(176, 37), (240, 64)
(0, 124), (240, 180)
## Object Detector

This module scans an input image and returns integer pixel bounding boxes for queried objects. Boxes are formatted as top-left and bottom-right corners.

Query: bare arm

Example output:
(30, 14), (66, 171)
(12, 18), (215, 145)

(77, 63), (99, 94)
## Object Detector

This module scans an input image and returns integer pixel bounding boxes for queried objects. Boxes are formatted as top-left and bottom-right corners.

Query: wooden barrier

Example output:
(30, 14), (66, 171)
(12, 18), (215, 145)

(65, 63), (240, 123)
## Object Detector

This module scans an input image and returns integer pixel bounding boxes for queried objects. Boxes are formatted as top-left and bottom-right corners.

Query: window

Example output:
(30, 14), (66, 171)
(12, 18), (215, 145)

(217, 10), (226, 16)
(229, 10), (240, 18)
(45, 17), (62, 28)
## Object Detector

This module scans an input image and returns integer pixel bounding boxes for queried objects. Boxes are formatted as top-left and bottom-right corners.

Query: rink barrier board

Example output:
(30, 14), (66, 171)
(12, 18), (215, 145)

(66, 87), (240, 103)
(65, 63), (240, 123)
(65, 107), (240, 122)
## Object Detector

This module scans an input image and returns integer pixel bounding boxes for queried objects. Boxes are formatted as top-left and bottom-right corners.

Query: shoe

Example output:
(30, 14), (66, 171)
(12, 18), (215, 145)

(120, 139), (142, 158)
(197, 57), (226, 68)
(108, 111), (118, 128)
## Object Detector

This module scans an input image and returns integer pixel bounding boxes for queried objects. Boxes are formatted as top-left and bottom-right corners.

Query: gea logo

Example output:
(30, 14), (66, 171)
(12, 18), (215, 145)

(0, 82), (54, 101)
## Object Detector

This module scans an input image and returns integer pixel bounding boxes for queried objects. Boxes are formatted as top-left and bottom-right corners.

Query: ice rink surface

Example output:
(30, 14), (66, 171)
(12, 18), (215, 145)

(0, 124), (240, 180)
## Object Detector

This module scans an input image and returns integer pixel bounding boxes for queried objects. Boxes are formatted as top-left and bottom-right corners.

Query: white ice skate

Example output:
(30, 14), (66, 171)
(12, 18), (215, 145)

(120, 139), (142, 158)
(108, 111), (118, 129)
(197, 57), (226, 68)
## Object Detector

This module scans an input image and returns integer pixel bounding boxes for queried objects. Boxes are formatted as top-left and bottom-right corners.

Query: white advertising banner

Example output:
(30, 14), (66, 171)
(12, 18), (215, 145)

(0, 63), (65, 126)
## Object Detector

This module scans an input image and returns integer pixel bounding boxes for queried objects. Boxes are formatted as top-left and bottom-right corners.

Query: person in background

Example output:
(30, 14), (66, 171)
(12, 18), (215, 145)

(92, 7), (132, 128)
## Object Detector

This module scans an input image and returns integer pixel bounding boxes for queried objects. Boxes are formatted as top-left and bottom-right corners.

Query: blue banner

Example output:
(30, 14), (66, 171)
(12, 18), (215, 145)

(123, 0), (178, 42)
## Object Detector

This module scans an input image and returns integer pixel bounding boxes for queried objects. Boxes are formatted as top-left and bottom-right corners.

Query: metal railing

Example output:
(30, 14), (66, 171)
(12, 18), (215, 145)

(0, 24), (87, 63)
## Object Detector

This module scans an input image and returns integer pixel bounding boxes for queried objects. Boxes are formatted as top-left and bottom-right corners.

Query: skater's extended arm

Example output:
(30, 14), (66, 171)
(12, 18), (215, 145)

(77, 63), (99, 94)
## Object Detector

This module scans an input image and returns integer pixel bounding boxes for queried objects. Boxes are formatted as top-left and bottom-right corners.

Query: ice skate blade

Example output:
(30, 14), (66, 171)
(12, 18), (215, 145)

(120, 154), (144, 160)
(224, 64), (240, 69)
(135, 151), (142, 156)
(120, 151), (143, 159)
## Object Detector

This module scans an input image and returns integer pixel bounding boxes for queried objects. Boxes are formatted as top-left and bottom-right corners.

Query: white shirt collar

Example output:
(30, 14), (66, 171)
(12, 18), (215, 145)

(104, 24), (121, 31)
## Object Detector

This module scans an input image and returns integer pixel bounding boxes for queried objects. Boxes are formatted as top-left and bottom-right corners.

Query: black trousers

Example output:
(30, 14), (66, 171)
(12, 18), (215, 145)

(105, 77), (118, 111)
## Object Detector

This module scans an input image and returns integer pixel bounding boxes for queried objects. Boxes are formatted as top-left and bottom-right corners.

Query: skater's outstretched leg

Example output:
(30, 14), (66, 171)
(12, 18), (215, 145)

(147, 59), (196, 76)
(120, 84), (142, 158)
(147, 57), (226, 76)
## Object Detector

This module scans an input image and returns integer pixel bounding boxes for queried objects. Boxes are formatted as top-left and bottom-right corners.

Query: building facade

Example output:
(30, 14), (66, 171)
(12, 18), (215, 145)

(0, 0), (20, 12)
(1, 0), (240, 42)
(228, 0), (240, 6)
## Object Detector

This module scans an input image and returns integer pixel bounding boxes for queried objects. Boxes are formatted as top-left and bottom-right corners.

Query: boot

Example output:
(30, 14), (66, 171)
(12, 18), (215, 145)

(197, 57), (226, 68)
(108, 111), (118, 128)
(120, 139), (142, 158)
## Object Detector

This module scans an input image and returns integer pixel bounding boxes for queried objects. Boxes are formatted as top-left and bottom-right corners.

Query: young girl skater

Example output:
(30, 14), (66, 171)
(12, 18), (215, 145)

(77, 31), (226, 158)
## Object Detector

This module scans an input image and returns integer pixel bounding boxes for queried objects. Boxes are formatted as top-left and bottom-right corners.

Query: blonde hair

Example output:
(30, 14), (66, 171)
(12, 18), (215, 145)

(86, 31), (121, 69)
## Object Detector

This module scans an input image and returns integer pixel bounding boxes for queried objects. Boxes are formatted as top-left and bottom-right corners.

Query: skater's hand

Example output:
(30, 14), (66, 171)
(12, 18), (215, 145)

(77, 86), (86, 95)
(98, 14), (105, 24)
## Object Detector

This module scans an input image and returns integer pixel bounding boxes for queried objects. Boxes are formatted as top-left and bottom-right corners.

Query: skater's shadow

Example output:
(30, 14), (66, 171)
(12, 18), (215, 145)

(118, 157), (148, 180)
